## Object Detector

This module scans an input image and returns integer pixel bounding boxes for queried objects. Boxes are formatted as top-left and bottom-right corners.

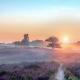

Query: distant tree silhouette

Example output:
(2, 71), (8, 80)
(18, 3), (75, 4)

(77, 41), (80, 44)
(75, 41), (80, 46)
(15, 34), (29, 46)
(45, 36), (61, 49)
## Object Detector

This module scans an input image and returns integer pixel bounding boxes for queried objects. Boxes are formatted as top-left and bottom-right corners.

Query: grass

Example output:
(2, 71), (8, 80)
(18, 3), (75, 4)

(73, 76), (80, 80)
(0, 61), (59, 80)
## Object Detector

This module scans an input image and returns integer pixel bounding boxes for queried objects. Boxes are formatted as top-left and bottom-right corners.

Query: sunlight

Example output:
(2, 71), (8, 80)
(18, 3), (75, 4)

(64, 38), (68, 41)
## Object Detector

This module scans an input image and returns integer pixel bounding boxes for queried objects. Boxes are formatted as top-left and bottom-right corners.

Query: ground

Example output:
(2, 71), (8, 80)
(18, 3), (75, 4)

(0, 46), (80, 80)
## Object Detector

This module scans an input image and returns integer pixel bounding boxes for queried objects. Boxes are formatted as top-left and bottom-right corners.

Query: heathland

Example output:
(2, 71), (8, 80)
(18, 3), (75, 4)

(0, 46), (80, 80)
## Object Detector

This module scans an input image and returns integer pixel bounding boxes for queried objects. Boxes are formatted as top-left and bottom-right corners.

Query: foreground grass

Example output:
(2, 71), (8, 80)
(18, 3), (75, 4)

(0, 61), (59, 80)
(64, 70), (80, 80)
(73, 76), (80, 80)
(63, 62), (80, 80)
(65, 63), (80, 77)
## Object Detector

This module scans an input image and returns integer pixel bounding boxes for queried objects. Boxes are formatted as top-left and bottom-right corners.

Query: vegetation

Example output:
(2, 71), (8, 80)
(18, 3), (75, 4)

(0, 61), (59, 80)
(64, 70), (73, 80)
(64, 62), (80, 78)
(45, 36), (61, 49)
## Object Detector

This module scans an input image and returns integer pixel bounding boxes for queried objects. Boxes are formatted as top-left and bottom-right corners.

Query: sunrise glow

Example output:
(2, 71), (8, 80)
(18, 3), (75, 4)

(0, 0), (80, 43)
(64, 38), (68, 41)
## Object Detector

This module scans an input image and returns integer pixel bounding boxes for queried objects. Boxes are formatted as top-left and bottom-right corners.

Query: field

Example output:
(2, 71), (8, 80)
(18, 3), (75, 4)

(0, 61), (59, 80)
(0, 46), (58, 64)
(0, 46), (60, 80)
(55, 48), (80, 79)
(0, 46), (80, 80)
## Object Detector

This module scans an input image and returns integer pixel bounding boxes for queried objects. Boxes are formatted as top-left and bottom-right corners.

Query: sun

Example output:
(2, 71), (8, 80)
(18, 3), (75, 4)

(64, 38), (68, 41)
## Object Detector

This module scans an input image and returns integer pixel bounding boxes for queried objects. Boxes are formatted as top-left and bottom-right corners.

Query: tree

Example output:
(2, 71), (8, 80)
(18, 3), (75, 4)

(45, 36), (61, 49)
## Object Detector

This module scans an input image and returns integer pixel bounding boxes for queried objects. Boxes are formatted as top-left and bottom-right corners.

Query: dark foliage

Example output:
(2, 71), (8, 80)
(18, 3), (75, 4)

(45, 36), (61, 49)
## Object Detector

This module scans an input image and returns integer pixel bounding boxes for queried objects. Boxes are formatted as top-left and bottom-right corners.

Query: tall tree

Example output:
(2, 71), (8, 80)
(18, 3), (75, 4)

(45, 36), (61, 49)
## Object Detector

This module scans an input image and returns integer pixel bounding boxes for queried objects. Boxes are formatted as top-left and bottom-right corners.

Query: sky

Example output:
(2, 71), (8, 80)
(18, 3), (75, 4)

(0, 0), (80, 43)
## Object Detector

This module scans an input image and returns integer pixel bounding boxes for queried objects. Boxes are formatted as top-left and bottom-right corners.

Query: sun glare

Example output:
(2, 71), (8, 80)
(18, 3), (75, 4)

(64, 38), (68, 41)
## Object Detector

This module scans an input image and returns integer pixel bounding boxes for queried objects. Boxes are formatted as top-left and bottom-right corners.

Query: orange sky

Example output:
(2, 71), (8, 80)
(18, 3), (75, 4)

(0, 17), (80, 43)
(1, 0), (80, 43)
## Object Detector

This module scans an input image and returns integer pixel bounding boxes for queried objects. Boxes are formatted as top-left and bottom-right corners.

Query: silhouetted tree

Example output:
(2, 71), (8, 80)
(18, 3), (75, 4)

(45, 37), (61, 49)
(15, 34), (29, 46)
